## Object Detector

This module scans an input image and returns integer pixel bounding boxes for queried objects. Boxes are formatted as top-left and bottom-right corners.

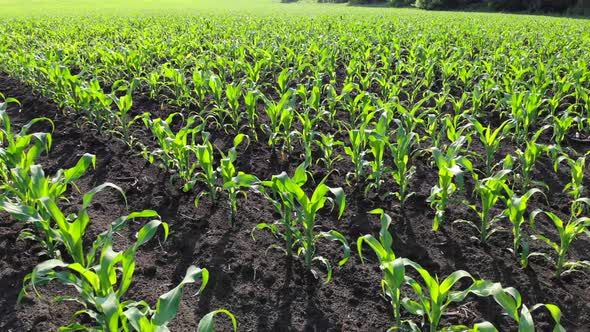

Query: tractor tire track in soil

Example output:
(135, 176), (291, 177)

(1, 74), (590, 331)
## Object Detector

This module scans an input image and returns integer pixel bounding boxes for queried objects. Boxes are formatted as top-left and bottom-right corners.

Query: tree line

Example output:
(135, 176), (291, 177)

(313, 0), (589, 15)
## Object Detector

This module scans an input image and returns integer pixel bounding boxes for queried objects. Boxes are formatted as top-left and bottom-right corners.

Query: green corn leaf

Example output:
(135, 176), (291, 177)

(153, 266), (209, 326)
(196, 309), (237, 332)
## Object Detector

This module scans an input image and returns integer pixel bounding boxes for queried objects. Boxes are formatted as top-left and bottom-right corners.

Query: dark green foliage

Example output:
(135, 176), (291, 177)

(409, 0), (584, 12)
(348, 0), (388, 4)
(487, 0), (577, 12)
(480, 0), (579, 12)
(415, 0), (443, 9)
(415, 0), (480, 9)
(390, 0), (414, 7)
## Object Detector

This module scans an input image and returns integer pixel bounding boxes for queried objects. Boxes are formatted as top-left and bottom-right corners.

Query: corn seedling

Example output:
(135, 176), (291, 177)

(161, 64), (191, 106)
(457, 169), (511, 242)
(468, 117), (512, 176)
(507, 91), (544, 144)
(402, 264), (481, 332)
(554, 155), (588, 217)
(428, 137), (473, 231)
(195, 133), (250, 209)
(7, 182), (123, 265)
(217, 134), (258, 223)
(276, 67), (294, 95)
(110, 78), (140, 147)
(389, 120), (417, 207)
(443, 112), (472, 146)
(357, 209), (408, 327)
(254, 163), (349, 283)
(551, 110), (576, 146)
(253, 164), (306, 257)
(450, 282), (565, 332)
(488, 284), (564, 331)
(262, 90), (294, 153)
(0, 106), (53, 182)
(315, 132), (343, 173)
(220, 82), (243, 131)
(296, 110), (319, 166)
(366, 111), (391, 195)
(193, 132), (218, 205)
(141, 113), (202, 191)
(0, 158), (123, 260)
(512, 126), (550, 192)
(503, 187), (544, 268)
(244, 89), (261, 137)
(344, 125), (370, 184)
(530, 209), (590, 278)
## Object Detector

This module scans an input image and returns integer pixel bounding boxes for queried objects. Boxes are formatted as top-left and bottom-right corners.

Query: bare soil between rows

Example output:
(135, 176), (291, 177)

(1, 74), (590, 331)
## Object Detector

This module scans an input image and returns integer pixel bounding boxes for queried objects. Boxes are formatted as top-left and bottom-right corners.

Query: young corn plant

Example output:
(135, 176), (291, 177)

(276, 67), (294, 95)
(253, 164), (306, 257)
(254, 163), (349, 283)
(296, 110), (319, 166)
(217, 134), (258, 224)
(279, 105), (297, 155)
(488, 284), (564, 331)
(195, 133), (250, 209)
(443, 112), (472, 146)
(343, 125), (370, 184)
(402, 264), (483, 332)
(468, 117), (512, 176)
(144, 71), (162, 99)
(314, 132), (343, 173)
(366, 111), (391, 195)
(221, 82), (243, 131)
(389, 120), (417, 207)
(141, 113), (201, 191)
(507, 91), (544, 144)
(530, 209), (590, 278)
(207, 74), (225, 110)
(19, 210), (167, 296)
(3, 153), (94, 205)
(244, 89), (261, 138)
(512, 126), (550, 192)
(456, 169), (511, 242)
(551, 110), (576, 147)
(122, 269), (237, 332)
(0, 106), (53, 182)
(193, 132), (218, 205)
(162, 64), (192, 106)
(192, 69), (210, 109)
(503, 187), (544, 268)
(393, 95), (432, 133)
(423, 112), (445, 149)
(110, 78), (140, 147)
(554, 155), (588, 217)
(428, 137), (473, 231)
(357, 209), (409, 328)
(262, 90), (294, 153)
(449, 282), (565, 331)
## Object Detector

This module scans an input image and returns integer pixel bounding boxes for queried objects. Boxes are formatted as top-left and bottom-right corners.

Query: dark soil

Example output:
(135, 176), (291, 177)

(1, 74), (590, 332)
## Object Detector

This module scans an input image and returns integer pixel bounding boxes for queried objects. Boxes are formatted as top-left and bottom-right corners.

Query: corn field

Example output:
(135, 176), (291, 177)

(0, 4), (589, 331)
